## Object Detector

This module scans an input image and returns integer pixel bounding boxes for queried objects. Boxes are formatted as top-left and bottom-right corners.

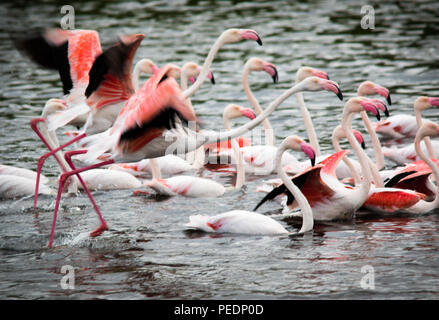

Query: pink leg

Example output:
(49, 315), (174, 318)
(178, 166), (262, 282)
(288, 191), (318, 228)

(48, 150), (114, 248)
(30, 118), (86, 208)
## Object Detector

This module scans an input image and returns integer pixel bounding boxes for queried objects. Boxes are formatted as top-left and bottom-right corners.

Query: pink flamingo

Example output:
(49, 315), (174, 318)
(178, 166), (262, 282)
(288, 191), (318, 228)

(185, 135), (316, 235)
(364, 120), (439, 214)
(254, 97), (386, 221)
(374, 96), (439, 141)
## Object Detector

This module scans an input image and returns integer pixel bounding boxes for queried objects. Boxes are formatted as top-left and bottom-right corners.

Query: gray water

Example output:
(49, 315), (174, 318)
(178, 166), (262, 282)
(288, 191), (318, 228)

(1, 0), (439, 299)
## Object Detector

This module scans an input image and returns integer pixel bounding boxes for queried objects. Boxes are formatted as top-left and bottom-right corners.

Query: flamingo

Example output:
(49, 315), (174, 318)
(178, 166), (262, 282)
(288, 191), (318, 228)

(374, 96), (439, 140)
(45, 68), (343, 247)
(184, 135), (316, 235)
(294, 66), (332, 157)
(363, 120), (439, 215)
(254, 97), (383, 221)
(140, 104), (256, 197)
(356, 81), (391, 171)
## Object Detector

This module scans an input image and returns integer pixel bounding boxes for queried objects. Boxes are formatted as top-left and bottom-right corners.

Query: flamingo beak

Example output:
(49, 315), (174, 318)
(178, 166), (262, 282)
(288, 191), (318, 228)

(321, 80), (343, 101)
(373, 85), (391, 105)
(238, 29), (263, 46)
(300, 141), (316, 167)
(427, 97), (439, 107)
(263, 63), (278, 83)
(386, 94), (392, 105)
(208, 71), (215, 85)
(361, 100), (381, 121)
(361, 141), (366, 150)
(240, 108), (256, 120)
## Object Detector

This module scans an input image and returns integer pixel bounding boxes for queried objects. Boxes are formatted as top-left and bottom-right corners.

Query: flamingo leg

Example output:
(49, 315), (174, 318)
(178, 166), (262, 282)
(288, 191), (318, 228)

(30, 118), (86, 208)
(48, 149), (114, 248)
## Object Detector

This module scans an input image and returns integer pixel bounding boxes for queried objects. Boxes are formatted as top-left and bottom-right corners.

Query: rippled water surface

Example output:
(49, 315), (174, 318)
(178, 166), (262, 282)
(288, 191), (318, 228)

(1, 0), (439, 299)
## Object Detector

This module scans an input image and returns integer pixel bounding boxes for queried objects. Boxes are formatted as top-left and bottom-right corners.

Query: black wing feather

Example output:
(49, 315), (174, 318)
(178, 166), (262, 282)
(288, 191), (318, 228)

(253, 170), (313, 211)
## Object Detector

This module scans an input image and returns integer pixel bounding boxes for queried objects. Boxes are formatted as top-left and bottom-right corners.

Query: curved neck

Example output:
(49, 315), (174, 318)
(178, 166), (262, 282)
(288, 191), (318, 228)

(332, 129), (361, 185)
(360, 111), (385, 171)
(296, 91), (321, 157)
(415, 108), (435, 159)
(414, 132), (439, 210)
(224, 116), (245, 189)
(199, 82), (308, 148)
(341, 110), (372, 202)
(183, 33), (228, 99)
(275, 142), (313, 233)
(242, 67), (275, 146)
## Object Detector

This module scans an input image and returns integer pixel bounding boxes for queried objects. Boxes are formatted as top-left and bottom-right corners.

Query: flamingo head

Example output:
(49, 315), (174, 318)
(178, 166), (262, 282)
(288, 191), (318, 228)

(368, 98), (390, 117)
(301, 77), (343, 100)
(358, 81), (391, 105)
(245, 58), (279, 83)
(296, 67), (329, 82)
(417, 121), (439, 141)
(224, 29), (262, 45)
(136, 59), (160, 75)
(347, 97), (381, 121)
(283, 136), (316, 167)
(414, 96), (439, 111)
(224, 104), (256, 121)
(184, 62), (215, 85)
(42, 98), (67, 117)
(352, 129), (366, 149)
(164, 64), (182, 79)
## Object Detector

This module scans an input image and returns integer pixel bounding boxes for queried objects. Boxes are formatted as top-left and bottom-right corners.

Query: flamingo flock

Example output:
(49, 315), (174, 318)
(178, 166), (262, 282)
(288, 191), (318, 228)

(4, 26), (438, 248)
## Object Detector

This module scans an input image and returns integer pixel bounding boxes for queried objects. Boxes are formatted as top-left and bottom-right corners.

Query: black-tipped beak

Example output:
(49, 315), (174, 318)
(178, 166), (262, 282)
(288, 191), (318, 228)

(384, 105), (390, 117)
(375, 109), (381, 121)
(311, 153), (316, 167)
(336, 87), (343, 101)
(386, 94), (392, 105)
(326, 74), (330, 80)
(256, 35), (263, 46)
(272, 69), (279, 84)
(210, 72), (215, 85)
(361, 141), (366, 150)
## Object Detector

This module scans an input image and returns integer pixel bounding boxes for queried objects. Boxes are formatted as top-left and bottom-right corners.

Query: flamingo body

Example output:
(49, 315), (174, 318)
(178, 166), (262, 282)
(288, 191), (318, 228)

(0, 175), (52, 199)
(145, 176), (225, 197)
(0, 164), (49, 185)
(185, 210), (288, 235)
(78, 169), (141, 190)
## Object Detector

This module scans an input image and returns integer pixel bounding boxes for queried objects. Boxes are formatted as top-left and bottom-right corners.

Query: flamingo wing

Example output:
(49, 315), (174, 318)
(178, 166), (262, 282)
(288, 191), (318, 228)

(253, 164), (324, 211)
(15, 29), (102, 95)
(363, 188), (425, 213)
(85, 34), (145, 109)
(116, 64), (197, 154)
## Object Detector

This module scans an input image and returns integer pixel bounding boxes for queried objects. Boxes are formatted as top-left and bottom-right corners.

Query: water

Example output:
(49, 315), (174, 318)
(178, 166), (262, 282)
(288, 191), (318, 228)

(1, 0), (439, 299)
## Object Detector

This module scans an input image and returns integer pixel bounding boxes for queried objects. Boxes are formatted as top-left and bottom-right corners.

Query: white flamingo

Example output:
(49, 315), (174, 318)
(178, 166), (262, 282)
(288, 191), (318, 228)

(185, 135), (316, 235)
